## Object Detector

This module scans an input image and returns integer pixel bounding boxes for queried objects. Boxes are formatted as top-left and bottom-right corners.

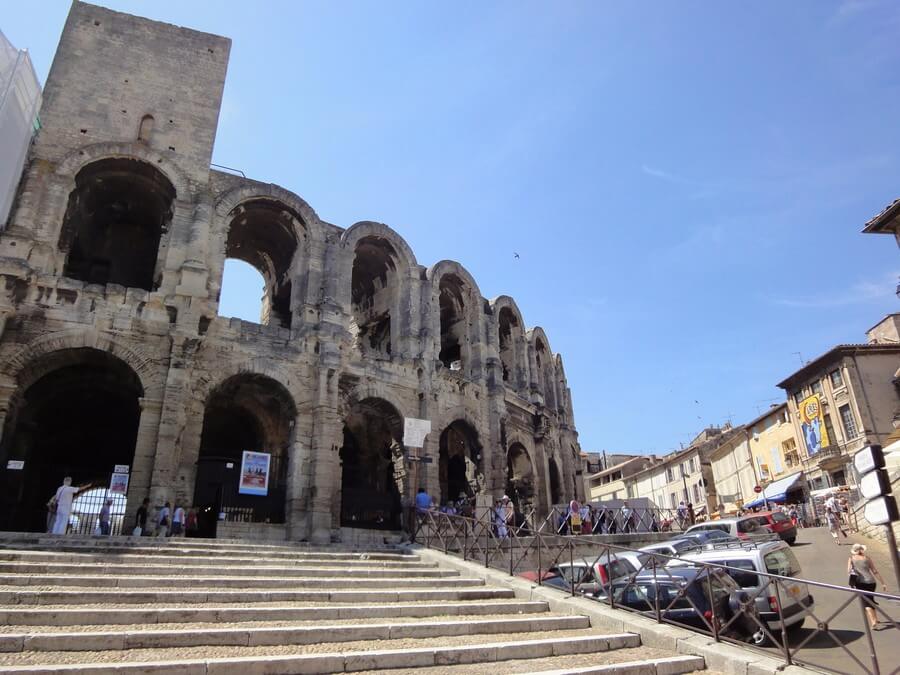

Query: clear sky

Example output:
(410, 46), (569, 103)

(5, 1), (899, 456)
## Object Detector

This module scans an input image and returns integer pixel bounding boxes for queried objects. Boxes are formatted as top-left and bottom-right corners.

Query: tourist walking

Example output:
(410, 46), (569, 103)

(134, 497), (149, 536)
(185, 507), (199, 537)
(676, 501), (688, 529)
(156, 501), (171, 537)
(579, 503), (592, 535)
(98, 498), (113, 535)
(620, 501), (634, 534)
(49, 477), (91, 535)
(848, 543), (888, 629)
(826, 496), (847, 545)
(171, 504), (186, 536)
(494, 498), (509, 538)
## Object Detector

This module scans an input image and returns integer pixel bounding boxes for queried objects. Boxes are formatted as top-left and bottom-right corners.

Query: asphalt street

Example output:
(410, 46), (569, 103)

(766, 526), (899, 675)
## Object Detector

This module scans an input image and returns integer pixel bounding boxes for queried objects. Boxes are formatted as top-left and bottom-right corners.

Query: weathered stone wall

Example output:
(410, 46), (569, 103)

(0, 1), (583, 543)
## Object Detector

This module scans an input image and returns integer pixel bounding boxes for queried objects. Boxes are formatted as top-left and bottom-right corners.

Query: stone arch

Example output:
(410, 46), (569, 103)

(506, 441), (536, 519)
(191, 357), (298, 406)
(428, 261), (485, 375)
(438, 418), (484, 505)
(547, 453), (563, 506)
(56, 141), (191, 199)
(490, 296), (529, 392)
(339, 396), (405, 529)
(0, 346), (147, 533)
(529, 327), (558, 411)
(193, 372), (298, 536)
(341, 223), (418, 359)
(1, 329), (164, 401)
(213, 184), (323, 244)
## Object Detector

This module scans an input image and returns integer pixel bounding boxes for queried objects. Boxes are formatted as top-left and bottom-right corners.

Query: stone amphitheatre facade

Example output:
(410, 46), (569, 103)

(0, 2), (582, 542)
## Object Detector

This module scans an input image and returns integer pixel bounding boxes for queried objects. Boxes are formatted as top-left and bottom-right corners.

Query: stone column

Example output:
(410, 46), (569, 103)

(125, 397), (163, 527)
(0, 376), (18, 451)
(285, 421), (312, 541)
(307, 365), (341, 544)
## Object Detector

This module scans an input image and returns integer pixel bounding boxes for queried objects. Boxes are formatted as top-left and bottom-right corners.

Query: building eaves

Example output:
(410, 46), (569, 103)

(588, 455), (649, 480)
(863, 198), (900, 234)
(743, 403), (787, 431)
(776, 343), (900, 390)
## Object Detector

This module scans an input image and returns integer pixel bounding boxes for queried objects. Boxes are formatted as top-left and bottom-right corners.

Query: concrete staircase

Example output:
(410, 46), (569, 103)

(0, 535), (705, 674)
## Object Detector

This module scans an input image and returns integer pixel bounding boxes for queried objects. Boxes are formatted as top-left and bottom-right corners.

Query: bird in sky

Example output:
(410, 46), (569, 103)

(513, 252), (520, 259)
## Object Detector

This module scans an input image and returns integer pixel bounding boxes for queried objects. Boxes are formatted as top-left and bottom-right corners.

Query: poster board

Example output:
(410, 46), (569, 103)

(403, 418), (432, 448)
(109, 472), (129, 496)
(238, 451), (271, 496)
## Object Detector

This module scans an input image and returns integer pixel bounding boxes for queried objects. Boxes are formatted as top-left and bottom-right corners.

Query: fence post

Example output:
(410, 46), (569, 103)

(537, 532), (542, 586)
(569, 541), (575, 597)
(772, 582), (792, 666)
(484, 520), (489, 569)
(705, 573), (720, 642)
(509, 533), (514, 576)
(653, 561), (661, 623)
(858, 591), (881, 675)
(463, 521), (468, 561)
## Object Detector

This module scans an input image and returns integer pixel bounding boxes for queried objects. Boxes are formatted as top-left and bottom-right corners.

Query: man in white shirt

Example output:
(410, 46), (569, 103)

(171, 504), (186, 536)
(51, 477), (88, 535)
(156, 502), (171, 537)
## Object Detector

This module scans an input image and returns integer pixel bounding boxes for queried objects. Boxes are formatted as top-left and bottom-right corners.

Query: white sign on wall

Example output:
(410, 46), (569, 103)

(403, 418), (432, 448)
(114, 465), (130, 474)
(6, 460), (24, 470)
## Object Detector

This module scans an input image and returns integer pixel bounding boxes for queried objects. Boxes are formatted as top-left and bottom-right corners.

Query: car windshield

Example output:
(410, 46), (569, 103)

(765, 548), (801, 577)
(672, 540), (697, 553)
(771, 512), (789, 523)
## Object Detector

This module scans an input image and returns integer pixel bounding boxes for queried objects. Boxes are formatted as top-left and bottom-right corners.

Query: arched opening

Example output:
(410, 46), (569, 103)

(221, 199), (302, 329)
(60, 158), (175, 290)
(0, 348), (143, 533)
(339, 398), (404, 529)
(351, 237), (398, 357)
(138, 114), (154, 143)
(438, 274), (467, 370)
(498, 307), (519, 384)
(193, 374), (295, 538)
(535, 338), (557, 409)
(439, 420), (482, 505)
(548, 457), (562, 506)
(506, 443), (535, 522)
(218, 259), (267, 323)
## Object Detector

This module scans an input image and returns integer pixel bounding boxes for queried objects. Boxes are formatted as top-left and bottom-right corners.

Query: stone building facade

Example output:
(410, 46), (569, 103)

(0, 2), (582, 542)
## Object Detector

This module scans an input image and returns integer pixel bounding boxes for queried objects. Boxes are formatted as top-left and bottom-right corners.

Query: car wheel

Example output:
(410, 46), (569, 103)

(749, 628), (769, 647)
(786, 538), (796, 545)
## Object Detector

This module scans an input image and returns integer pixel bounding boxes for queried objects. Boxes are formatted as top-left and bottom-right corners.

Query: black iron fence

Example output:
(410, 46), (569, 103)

(67, 485), (127, 536)
(411, 509), (900, 675)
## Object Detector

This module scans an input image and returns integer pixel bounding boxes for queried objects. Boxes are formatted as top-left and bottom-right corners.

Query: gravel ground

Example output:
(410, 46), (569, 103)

(0, 627), (616, 666)
(354, 647), (689, 674)
(0, 612), (545, 633)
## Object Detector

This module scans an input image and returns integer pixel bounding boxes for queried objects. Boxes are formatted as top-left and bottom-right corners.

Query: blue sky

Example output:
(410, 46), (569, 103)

(5, 1), (899, 455)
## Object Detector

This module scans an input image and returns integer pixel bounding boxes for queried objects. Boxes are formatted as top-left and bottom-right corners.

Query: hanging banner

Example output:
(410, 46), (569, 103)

(798, 394), (830, 456)
(238, 451), (271, 496)
(403, 418), (432, 448)
(109, 472), (129, 496)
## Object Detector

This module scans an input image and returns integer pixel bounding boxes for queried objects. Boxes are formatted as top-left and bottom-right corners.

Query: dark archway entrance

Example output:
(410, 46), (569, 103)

(507, 443), (535, 520)
(0, 348), (143, 533)
(439, 420), (482, 505)
(339, 398), (404, 529)
(193, 374), (295, 538)
(548, 457), (562, 506)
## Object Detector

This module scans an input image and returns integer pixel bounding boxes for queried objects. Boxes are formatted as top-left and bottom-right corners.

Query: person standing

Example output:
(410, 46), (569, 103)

(848, 543), (887, 629)
(98, 498), (113, 535)
(676, 501), (688, 529)
(134, 498), (150, 536)
(156, 501), (171, 537)
(50, 477), (90, 535)
(826, 498), (847, 545)
(171, 504), (186, 536)
(494, 498), (509, 538)
(620, 501), (633, 534)
(414, 487), (431, 513)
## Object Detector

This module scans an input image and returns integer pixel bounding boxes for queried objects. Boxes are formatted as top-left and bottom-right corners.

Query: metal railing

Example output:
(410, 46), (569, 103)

(411, 509), (900, 675)
(535, 504), (695, 535)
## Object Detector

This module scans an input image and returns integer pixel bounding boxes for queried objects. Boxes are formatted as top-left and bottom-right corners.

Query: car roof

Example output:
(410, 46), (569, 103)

(689, 519), (738, 526)
(626, 566), (719, 582)
(679, 540), (787, 558)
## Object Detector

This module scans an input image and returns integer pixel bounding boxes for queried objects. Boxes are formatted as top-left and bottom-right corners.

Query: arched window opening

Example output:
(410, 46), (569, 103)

(60, 158), (175, 290)
(506, 443), (535, 525)
(0, 348), (143, 534)
(438, 275), (467, 369)
(222, 199), (302, 329)
(535, 338), (557, 409)
(219, 259), (267, 323)
(498, 307), (518, 383)
(548, 457), (562, 506)
(193, 374), (295, 537)
(438, 420), (482, 505)
(351, 237), (398, 357)
(138, 114), (154, 143)
(339, 398), (404, 529)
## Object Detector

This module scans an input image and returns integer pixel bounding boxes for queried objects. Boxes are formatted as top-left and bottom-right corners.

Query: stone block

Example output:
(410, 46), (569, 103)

(343, 648), (436, 671)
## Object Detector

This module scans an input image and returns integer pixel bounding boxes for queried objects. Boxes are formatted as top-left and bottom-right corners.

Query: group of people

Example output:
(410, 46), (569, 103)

(824, 491), (855, 544)
(46, 477), (198, 537)
(558, 500), (639, 534)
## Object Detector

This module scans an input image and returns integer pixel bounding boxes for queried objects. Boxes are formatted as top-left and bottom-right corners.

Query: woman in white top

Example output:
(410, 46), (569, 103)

(847, 543), (887, 630)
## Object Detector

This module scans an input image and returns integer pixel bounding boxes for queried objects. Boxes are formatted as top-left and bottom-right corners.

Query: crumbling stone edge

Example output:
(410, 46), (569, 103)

(409, 545), (821, 675)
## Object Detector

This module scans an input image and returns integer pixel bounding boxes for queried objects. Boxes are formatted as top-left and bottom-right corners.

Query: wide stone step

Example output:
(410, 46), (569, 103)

(370, 653), (706, 675)
(0, 615), (591, 652)
(0, 562), (455, 579)
(0, 574), (481, 589)
(522, 656), (707, 675)
(0, 550), (435, 569)
(0, 542), (413, 561)
(0, 632), (641, 673)
(0, 587), (515, 605)
(0, 600), (550, 626)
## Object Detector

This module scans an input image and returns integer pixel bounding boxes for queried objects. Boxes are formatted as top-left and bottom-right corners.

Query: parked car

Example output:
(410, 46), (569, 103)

(750, 510), (798, 545)
(598, 567), (764, 643)
(526, 554), (638, 597)
(680, 529), (740, 545)
(669, 539), (813, 645)
(685, 515), (776, 542)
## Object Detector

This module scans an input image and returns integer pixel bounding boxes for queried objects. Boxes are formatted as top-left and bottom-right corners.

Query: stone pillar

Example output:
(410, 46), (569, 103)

(124, 397), (163, 527)
(285, 421), (312, 541)
(0, 376), (18, 451)
(307, 365), (341, 544)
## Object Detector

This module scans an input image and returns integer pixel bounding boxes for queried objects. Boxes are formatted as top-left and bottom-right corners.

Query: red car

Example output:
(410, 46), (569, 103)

(751, 511), (798, 545)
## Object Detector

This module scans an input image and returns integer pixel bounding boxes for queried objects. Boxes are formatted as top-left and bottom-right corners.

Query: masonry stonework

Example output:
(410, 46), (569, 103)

(0, 2), (582, 542)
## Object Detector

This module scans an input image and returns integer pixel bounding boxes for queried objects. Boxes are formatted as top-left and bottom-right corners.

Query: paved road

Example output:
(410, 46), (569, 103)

(768, 526), (899, 674)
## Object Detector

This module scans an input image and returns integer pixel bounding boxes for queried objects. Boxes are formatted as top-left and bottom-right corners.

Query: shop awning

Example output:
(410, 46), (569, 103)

(742, 472), (804, 509)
